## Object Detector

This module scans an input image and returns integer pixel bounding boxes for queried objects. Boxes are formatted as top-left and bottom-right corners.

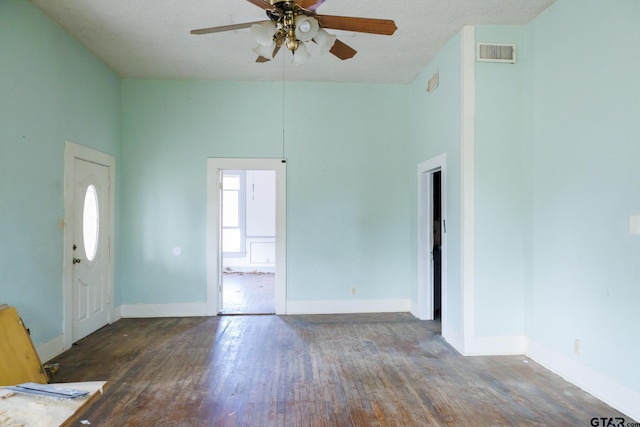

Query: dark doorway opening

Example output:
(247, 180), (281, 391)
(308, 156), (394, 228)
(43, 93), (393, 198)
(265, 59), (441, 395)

(433, 171), (442, 321)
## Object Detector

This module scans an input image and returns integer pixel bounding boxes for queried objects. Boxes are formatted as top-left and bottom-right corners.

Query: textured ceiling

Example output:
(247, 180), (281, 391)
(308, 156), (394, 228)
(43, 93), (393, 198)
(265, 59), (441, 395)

(29, 0), (554, 84)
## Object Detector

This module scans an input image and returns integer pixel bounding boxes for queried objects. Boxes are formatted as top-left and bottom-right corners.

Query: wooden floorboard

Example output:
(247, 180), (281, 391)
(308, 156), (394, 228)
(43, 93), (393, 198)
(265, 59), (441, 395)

(50, 314), (630, 426)
(221, 273), (275, 314)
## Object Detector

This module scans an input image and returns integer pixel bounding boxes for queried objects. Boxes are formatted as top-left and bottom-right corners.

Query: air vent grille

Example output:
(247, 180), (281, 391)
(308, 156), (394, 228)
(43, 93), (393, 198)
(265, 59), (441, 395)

(477, 43), (516, 63)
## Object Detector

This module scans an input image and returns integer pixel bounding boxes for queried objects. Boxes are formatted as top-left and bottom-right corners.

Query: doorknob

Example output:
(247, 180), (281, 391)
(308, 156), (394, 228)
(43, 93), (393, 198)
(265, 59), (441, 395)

(73, 258), (81, 264)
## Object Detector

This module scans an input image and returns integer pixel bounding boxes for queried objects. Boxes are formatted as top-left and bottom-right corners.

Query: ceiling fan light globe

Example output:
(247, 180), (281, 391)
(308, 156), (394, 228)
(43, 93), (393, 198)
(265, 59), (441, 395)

(294, 16), (319, 42)
(250, 21), (277, 46)
(292, 42), (311, 65)
(253, 42), (276, 60)
(313, 28), (337, 55)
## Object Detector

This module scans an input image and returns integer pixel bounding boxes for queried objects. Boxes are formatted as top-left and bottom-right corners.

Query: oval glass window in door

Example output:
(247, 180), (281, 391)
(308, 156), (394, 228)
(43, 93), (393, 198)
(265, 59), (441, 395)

(83, 184), (100, 261)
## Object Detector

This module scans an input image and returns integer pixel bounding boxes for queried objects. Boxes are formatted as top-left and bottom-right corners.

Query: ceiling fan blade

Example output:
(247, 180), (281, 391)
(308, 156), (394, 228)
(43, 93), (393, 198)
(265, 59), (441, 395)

(329, 39), (357, 60)
(246, 0), (272, 10)
(272, 44), (282, 58)
(191, 21), (266, 35)
(316, 15), (397, 35)
(299, 0), (325, 10)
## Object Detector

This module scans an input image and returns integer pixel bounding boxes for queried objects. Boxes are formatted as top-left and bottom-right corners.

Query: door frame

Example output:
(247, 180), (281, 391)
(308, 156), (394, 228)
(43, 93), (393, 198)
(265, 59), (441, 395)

(63, 141), (116, 349)
(416, 154), (447, 322)
(206, 158), (287, 315)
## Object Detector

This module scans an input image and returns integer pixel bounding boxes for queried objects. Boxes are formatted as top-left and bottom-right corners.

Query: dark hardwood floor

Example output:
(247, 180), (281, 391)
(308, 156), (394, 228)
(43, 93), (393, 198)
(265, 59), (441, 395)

(50, 314), (629, 426)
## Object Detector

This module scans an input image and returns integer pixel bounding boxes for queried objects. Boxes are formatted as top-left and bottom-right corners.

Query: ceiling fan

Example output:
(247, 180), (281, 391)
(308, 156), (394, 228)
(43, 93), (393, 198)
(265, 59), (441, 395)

(190, 0), (397, 63)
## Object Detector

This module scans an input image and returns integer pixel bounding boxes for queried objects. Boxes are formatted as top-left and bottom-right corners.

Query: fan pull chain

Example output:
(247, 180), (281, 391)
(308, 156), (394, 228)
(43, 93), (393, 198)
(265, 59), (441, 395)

(281, 52), (286, 163)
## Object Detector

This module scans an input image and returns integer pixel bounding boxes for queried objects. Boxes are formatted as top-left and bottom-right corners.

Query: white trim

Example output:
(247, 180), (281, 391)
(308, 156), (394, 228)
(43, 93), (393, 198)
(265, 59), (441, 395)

(460, 25), (476, 349)
(36, 334), (65, 363)
(526, 338), (640, 421)
(409, 300), (419, 318)
(63, 142), (116, 351)
(442, 323), (464, 354)
(286, 299), (411, 315)
(119, 303), (207, 318)
(416, 154), (447, 326)
(442, 333), (638, 419)
(221, 170), (247, 256)
(464, 335), (526, 356)
(207, 158), (287, 315)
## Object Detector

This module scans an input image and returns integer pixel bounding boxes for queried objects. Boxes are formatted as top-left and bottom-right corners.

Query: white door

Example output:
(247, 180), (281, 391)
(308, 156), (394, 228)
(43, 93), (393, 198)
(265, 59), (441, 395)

(71, 158), (111, 341)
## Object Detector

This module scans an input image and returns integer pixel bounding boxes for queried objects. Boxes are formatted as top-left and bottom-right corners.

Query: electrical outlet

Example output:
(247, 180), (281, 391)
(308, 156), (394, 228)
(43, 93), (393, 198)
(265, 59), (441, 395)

(350, 287), (356, 296)
(573, 339), (581, 355)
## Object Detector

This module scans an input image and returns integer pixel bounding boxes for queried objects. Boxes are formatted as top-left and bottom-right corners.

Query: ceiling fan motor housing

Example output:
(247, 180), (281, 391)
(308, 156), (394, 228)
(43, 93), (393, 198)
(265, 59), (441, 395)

(271, 1), (297, 11)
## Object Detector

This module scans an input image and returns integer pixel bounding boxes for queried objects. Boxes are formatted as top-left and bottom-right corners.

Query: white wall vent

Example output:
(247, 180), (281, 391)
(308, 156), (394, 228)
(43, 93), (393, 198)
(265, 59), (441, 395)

(427, 71), (439, 93)
(477, 43), (516, 63)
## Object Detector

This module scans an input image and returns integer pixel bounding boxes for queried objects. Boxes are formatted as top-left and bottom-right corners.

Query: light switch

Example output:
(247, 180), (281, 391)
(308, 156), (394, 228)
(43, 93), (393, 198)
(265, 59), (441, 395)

(629, 215), (640, 235)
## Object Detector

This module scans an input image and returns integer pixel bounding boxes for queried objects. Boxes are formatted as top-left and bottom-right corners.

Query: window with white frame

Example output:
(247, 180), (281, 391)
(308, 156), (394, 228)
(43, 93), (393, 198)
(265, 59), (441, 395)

(222, 171), (246, 255)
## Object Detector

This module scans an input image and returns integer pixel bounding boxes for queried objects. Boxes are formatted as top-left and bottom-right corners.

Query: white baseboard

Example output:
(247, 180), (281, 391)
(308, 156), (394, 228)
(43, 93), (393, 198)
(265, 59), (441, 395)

(409, 301), (419, 319)
(286, 299), (411, 315)
(118, 300), (411, 317)
(36, 334), (65, 362)
(440, 329), (525, 356)
(118, 303), (208, 318)
(464, 335), (526, 356)
(438, 332), (638, 420)
(442, 323), (464, 354)
(526, 338), (640, 422)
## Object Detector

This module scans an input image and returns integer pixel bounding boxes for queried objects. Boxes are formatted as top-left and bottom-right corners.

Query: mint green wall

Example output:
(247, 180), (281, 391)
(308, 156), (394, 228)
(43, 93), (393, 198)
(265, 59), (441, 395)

(120, 81), (280, 304)
(526, 0), (640, 391)
(285, 83), (412, 300)
(409, 33), (463, 332)
(414, 0), (639, 395)
(121, 80), (412, 304)
(0, 0), (121, 345)
(473, 26), (527, 337)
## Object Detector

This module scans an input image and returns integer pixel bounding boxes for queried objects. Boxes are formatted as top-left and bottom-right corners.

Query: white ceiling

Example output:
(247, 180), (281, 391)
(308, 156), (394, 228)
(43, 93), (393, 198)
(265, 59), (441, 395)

(30, 0), (554, 84)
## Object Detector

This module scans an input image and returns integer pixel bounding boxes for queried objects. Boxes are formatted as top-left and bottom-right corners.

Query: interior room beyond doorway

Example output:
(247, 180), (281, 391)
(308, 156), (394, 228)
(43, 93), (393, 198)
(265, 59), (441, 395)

(221, 169), (276, 314)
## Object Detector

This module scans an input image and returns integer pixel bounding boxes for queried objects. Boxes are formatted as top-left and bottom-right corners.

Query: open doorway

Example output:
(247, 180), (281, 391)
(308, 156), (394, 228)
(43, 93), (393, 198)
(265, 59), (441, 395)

(416, 154), (447, 324)
(220, 170), (276, 314)
(206, 158), (287, 316)
(432, 171), (442, 320)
